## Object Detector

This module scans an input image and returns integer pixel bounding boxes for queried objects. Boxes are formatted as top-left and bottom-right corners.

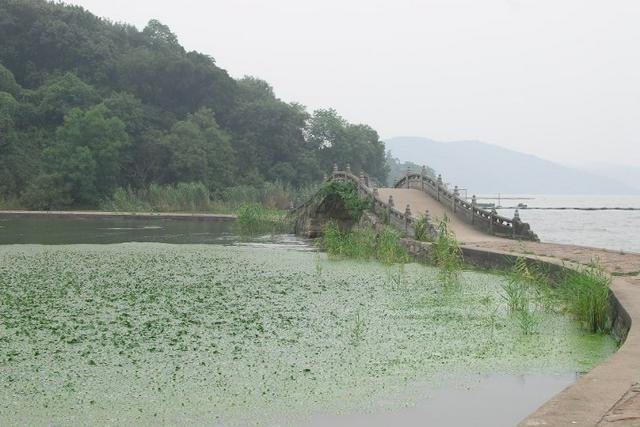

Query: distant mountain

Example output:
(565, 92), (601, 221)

(385, 137), (638, 195)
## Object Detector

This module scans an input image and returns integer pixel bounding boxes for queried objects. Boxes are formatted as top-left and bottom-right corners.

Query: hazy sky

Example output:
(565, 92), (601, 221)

(66, 0), (640, 167)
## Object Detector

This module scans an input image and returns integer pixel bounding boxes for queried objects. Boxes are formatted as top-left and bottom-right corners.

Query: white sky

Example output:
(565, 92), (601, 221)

(65, 0), (640, 167)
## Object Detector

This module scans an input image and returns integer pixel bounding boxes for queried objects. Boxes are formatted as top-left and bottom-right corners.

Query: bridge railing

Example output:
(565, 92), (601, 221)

(394, 169), (538, 241)
(294, 164), (537, 242)
(325, 165), (418, 236)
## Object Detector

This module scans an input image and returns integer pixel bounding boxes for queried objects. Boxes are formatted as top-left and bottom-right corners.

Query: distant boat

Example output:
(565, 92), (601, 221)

(517, 203), (528, 209)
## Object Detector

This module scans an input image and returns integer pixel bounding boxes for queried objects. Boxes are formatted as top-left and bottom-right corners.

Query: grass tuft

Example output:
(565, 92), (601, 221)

(320, 222), (410, 264)
(431, 215), (463, 286)
(236, 203), (291, 235)
(560, 263), (611, 333)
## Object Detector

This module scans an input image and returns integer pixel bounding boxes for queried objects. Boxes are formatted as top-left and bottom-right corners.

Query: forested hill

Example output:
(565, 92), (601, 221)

(0, 0), (388, 209)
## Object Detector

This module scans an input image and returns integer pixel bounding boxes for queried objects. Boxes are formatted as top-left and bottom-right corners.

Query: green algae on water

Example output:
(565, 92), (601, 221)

(0, 244), (616, 425)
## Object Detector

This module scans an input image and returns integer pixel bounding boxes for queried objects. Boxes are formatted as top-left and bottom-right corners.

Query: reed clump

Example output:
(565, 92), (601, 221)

(431, 215), (463, 286)
(320, 221), (410, 264)
(413, 214), (434, 242)
(501, 257), (550, 335)
(559, 263), (611, 334)
(236, 203), (291, 235)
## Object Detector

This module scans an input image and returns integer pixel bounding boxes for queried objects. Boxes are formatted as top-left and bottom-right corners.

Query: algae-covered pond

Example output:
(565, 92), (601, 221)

(0, 218), (617, 426)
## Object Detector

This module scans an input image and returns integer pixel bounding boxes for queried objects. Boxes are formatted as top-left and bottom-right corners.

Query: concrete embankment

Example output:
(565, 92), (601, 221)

(0, 210), (236, 221)
(401, 238), (640, 426)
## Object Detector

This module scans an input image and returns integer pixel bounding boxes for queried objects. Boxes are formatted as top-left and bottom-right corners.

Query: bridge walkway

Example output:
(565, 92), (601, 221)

(376, 187), (502, 244)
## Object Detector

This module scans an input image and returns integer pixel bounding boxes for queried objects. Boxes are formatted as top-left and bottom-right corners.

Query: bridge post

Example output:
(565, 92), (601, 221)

(421, 166), (426, 191)
(333, 163), (338, 175)
(346, 163), (351, 174)
(405, 204), (412, 234)
(471, 195), (477, 225)
(406, 168), (410, 188)
(489, 208), (496, 235)
(436, 174), (443, 201)
(452, 185), (459, 214)
(512, 209), (521, 238)
(359, 171), (365, 186)
(387, 195), (394, 225)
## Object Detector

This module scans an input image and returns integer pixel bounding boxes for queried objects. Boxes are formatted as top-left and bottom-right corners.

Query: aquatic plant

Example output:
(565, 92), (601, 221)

(560, 263), (611, 333)
(413, 214), (434, 242)
(0, 244), (616, 425)
(236, 203), (291, 234)
(431, 215), (463, 285)
(501, 257), (549, 335)
(317, 181), (372, 221)
(350, 310), (366, 344)
(320, 221), (410, 264)
(102, 181), (317, 213)
(386, 264), (407, 290)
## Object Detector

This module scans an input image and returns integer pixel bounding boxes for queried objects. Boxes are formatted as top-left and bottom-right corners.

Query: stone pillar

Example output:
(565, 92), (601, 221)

(360, 171), (365, 185)
(404, 204), (412, 233)
(333, 163), (338, 174)
(405, 168), (410, 188)
(387, 195), (394, 225)
(471, 195), (477, 225)
(323, 173), (327, 181)
(436, 174), (443, 201)
(489, 208), (497, 235)
(421, 166), (426, 191)
(512, 209), (521, 238)
(451, 185), (459, 214)
(346, 163), (351, 174)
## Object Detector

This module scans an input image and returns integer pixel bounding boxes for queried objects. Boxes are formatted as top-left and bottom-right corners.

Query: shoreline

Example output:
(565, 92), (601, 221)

(0, 210), (236, 222)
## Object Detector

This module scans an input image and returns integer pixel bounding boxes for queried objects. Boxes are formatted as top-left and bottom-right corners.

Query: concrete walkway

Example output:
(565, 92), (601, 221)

(377, 188), (502, 243)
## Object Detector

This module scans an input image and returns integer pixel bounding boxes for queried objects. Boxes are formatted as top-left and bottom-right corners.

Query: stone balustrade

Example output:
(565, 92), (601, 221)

(293, 165), (538, 241)
(394, 170), (539, 241)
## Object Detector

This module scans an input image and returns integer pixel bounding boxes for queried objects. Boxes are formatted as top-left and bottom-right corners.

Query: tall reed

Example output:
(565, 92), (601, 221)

(236, 203), (291, 235)
(320, 222), (410, 264)
(431, 215), (463, 286)
(560, 263), (611, 333)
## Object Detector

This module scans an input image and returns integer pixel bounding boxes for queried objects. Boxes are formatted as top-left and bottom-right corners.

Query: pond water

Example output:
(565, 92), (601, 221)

(0, 218), (617, 426)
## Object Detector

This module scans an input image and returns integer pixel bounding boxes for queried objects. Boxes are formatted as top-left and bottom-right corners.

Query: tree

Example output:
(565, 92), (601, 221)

(22, 144), (97, 209)
(307, 109), (388, 182)
(164, 108), (235, 189)
(0, 63), (21, 96)
(0, 1), (390, 208)
(35, 72), (99, 126)
(143, 19), (181, 51)
(54, 105), (130, 198)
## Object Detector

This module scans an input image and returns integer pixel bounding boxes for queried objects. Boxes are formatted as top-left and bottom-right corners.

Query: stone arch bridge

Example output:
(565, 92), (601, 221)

(293, 164), (538, 243)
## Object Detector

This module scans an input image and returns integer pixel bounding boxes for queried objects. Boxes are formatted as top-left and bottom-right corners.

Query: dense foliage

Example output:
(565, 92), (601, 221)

(317, 180), (372, 221)
(0, 0), (388, 209)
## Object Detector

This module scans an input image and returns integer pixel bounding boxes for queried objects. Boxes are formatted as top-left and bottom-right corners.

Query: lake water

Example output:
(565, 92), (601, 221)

(492, 195), (640, 253)
(0, 218), (616, 426)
